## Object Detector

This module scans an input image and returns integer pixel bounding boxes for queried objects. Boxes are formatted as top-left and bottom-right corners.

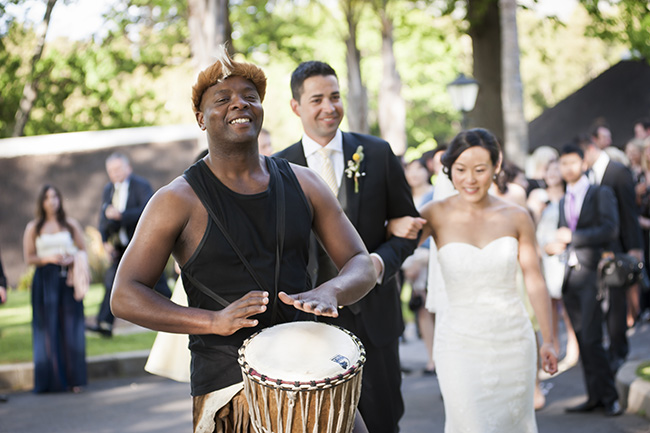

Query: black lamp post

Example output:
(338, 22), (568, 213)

(446, 73), (479, 130)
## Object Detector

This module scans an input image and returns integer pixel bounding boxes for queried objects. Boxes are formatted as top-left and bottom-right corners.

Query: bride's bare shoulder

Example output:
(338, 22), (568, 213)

(421, 196), (458, 225)
(491, 197), (534, 231)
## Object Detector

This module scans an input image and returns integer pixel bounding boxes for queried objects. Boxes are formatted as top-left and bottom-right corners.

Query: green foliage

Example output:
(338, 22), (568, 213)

(579, 1), (650, 60)
(231, 0), (323, 62)
(403, 137), (438, 163)
(20, 39), (163, 135)
(84, 226), (111, 284)
(0, 30), (23, 135)
(103, 0), (189, 69)
(637, 360), (650, 382)
(518, 6), (626, 120)
(400, 280), (415, 324)
(16, 267), (35, 292)
(4, 0), (642, 151)
(0, 0), (189, 137)
(391, 3), (464, 146)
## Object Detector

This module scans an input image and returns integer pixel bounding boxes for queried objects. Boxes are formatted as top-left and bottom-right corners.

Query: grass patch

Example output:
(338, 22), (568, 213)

(1, 280), (418, 365)
(637, 361), (650, 382)
(0, 284), (155, 364)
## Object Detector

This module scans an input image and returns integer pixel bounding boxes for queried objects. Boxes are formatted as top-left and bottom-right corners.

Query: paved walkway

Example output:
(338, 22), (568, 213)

(399, 320), (650, 433)
(1, 321), (649, 432)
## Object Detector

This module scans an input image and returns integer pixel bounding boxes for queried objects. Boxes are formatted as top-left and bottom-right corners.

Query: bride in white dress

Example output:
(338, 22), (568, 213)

(417, 128), (558, 433)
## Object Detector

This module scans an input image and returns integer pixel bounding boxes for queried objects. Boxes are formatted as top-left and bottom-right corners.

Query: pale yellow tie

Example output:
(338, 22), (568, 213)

(317, 148), (338, 195)
(111, 183), (122, 208)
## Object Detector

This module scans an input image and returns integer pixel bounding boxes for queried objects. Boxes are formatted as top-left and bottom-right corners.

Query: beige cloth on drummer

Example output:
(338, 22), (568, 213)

(144, 277), (192, 382)
(193, 383), (249, 433)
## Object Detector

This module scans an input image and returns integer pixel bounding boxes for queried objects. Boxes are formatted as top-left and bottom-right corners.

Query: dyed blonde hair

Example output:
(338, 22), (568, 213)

(191, 46), (267, 113)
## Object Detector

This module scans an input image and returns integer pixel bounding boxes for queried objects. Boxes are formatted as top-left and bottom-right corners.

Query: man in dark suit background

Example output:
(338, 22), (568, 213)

(275, 61), (421, 433)
(88, 152), (170, 337)
(0, 245), (6, 305)
(579, 132), (644, 372)
(0, 246), (7, 402)
(547, 143), (622, 416)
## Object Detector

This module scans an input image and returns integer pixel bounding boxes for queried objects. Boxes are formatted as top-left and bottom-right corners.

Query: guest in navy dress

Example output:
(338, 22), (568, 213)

(23, 185), (89, 393)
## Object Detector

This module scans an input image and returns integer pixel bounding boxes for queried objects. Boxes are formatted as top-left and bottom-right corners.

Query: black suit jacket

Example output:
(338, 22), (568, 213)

(600, 160), (643, 253)
(0, 252), (6, 289)
(559, 184), (619, 271)
(99, 174), (154, 245)
(275, 132), (419, 346)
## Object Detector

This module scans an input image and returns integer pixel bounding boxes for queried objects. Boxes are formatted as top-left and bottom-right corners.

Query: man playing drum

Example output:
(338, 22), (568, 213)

(110, 46), (377, 433)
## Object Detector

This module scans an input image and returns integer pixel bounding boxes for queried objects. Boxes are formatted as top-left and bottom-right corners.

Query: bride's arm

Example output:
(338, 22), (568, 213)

(516, 208), (558, 375)
(416, 201), (437, 245)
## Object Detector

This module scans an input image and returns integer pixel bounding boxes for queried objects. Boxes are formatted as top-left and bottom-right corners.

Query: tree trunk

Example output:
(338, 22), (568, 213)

(377, 6), (406, 156)
(467, 0), (504, 141)
(12, 0), (57, 137)
(342, 0), (369, 134)
(499, 0), (528, 166)
(187, 0), (232, 72)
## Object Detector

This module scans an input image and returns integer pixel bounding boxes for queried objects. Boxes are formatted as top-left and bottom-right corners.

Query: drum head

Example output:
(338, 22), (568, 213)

(241, 322), (362, 383)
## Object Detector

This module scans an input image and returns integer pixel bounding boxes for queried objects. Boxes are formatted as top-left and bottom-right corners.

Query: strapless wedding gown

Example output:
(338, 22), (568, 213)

(434, 236), (537, 433)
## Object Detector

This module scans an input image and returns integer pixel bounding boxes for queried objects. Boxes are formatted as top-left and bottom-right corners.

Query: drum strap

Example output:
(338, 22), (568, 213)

(183, 271), (230, 308)
(183, 157), (285, 323)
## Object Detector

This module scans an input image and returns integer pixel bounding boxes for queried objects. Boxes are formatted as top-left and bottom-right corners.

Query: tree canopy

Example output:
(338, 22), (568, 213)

(0, 0), (640, 153)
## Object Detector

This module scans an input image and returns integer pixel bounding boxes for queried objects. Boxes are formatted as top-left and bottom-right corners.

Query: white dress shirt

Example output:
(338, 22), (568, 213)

(301, 129), (344, 191)
(565, 175), (590, 266)
(113, 179), (130, 246)
(590, 151), (610, 185)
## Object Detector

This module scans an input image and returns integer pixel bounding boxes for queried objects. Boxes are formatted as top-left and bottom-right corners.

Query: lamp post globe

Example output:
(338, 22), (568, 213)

(447, 73), (479, 129)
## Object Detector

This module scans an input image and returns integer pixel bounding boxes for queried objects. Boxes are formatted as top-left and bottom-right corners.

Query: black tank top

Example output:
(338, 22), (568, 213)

(182, 157), (313, 396)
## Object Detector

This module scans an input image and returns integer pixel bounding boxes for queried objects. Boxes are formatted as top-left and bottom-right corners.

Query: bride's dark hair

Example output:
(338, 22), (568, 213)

(441, 128), (501, 181)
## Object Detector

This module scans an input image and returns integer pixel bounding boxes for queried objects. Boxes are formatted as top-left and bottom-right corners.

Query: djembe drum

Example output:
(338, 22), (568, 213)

(238, 322), (365, 433)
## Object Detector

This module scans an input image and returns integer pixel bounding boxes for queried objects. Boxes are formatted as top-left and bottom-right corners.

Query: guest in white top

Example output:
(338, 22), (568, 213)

(23, 184), (89, 393)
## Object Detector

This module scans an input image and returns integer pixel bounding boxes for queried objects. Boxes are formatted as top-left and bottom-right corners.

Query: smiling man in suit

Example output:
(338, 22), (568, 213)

(88, 152), (171, 337)
(547, 143), (622, 416)
(275, 61), (421, 433)
(578, 132), (644, 372)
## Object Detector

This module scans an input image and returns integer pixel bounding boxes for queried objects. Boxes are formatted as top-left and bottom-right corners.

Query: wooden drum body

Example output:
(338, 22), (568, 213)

(238, 322), (366, 433)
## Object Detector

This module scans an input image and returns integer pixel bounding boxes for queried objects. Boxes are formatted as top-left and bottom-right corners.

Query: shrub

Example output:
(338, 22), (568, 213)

(85, 226), (110, 284)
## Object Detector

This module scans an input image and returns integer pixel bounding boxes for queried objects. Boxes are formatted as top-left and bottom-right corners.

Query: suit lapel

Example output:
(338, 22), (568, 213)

(601, 161), (613, 186)
(124, 177), (133, 208)
(576, 185), (596, 227)
(288, 141), (308, 167)
(108, 184), (116, 205)
(342, 133), (361, 226)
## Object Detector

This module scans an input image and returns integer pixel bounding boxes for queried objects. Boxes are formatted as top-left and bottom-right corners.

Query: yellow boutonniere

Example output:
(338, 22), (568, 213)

(345, 145), (366, 193)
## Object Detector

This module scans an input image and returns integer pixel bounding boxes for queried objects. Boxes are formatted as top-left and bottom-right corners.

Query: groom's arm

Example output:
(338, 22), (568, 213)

(371, 143), (420, 282)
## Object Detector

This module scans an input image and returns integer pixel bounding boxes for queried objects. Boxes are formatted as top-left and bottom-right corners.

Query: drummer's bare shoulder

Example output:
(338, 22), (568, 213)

(285, 162), (338, 209)
(138, 176), (207, 246)
(143, 176), (199, 223)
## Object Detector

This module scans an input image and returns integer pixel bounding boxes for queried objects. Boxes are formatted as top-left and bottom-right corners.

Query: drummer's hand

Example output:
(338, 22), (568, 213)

(214, 291), (268, 336)
(278, 291), (339, 318)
